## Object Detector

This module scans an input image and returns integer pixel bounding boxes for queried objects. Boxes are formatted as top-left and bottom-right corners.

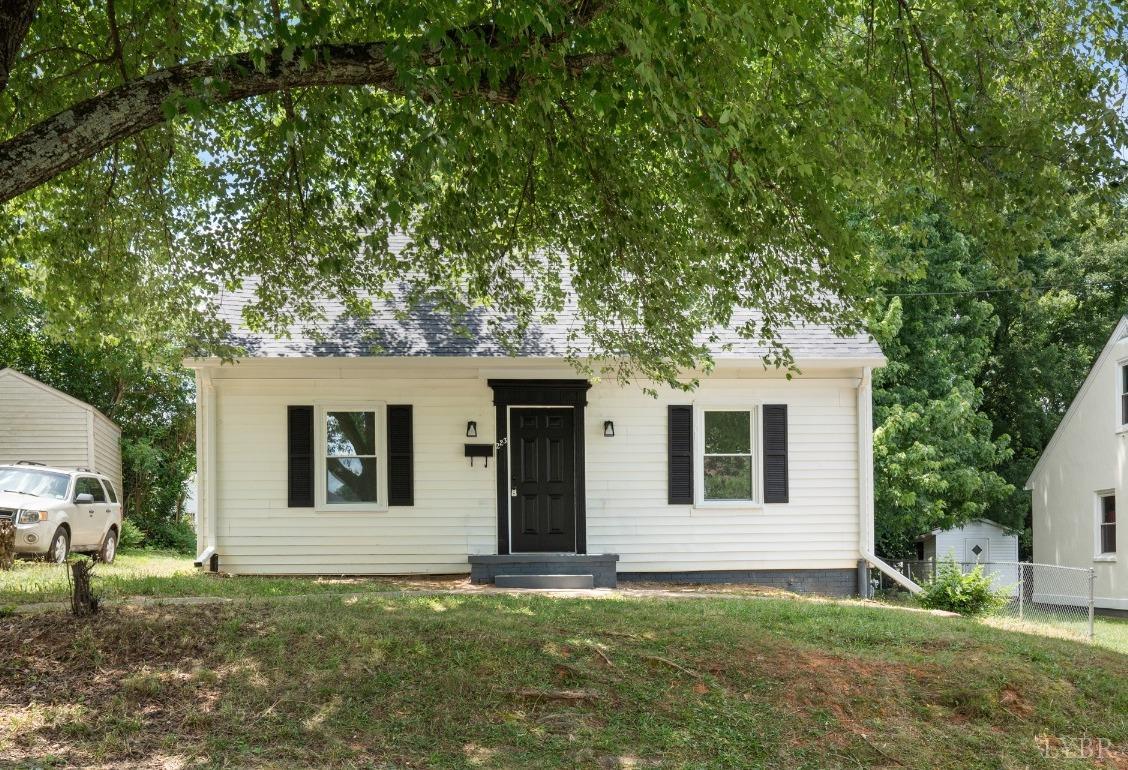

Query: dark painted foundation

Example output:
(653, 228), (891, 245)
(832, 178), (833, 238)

(469, 553), (620, 588)
(618, 568), (859, 597)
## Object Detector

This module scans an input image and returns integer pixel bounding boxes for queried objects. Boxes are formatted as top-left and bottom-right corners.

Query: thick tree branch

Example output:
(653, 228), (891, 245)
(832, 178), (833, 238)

(0, 0), (40, 95)
(0, 0), (614, 205)
(0, 41), (578, 204)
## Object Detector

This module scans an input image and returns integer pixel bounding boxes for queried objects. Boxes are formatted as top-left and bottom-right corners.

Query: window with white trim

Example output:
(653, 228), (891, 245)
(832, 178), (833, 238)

(1120, 364), (1128, 427)
(323, 409), (381, 506)
(1098, 493), (1116, 556)
(701, 409), (757, 502)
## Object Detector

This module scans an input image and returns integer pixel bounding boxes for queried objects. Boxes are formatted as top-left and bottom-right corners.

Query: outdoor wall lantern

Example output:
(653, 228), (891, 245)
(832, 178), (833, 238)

(466, 421), (477, 438)
(603, 420), (615, 437)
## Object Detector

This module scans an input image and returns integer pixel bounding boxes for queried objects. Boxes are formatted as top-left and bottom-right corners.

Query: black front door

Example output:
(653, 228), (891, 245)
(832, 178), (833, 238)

(510, 408), (576, 552)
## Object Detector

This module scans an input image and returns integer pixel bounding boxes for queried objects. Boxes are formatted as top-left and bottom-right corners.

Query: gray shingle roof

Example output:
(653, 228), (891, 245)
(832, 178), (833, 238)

(218, 287), (882, 362)
(218, 236), (882, 362)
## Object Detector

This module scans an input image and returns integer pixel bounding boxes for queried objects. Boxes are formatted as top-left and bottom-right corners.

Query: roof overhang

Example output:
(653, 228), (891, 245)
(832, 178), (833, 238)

(182, 353), (886, 373)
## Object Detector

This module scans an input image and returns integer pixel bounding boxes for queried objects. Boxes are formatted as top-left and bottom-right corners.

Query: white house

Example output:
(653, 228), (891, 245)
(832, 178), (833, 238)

(186, 279), (910, 593)
(916, 519), (1020, 596)
(1026, 315), (1125, 611)
(0, 368), (122, 495)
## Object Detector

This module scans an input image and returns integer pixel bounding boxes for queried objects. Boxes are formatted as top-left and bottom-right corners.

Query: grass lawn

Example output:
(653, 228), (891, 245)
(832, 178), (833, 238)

(0, 549), (453, 606)
(1, 581), (1127, 767)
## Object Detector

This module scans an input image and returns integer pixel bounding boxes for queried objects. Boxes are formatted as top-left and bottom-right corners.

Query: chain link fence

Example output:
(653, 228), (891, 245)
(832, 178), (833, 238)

(874, 559), (1096, 640)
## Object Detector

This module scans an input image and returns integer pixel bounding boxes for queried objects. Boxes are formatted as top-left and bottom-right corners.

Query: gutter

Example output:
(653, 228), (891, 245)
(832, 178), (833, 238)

(856, 366), (922, 595)
(193, 368), (219, 572)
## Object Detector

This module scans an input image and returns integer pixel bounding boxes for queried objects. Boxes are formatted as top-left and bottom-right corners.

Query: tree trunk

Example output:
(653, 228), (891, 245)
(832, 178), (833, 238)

(69, 560), (100, 616)
(0, 520), (15, 571)
(0, 0), (40, 96)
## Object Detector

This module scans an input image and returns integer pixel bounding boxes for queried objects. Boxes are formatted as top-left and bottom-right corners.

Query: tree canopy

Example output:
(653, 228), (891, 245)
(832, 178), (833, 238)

(870, 198), (1127, 556)
(1, 0), (1124, 384)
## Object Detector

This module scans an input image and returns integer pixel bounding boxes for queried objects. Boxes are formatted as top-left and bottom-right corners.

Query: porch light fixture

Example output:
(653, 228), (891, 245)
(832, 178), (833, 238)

(466, 421), (477, 438)
(603, 420), (615, 437)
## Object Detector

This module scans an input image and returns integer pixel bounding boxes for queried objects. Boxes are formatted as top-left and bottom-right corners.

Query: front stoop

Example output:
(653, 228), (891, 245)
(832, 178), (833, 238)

(469, 553), (619, 588)
(495, 574), (595, 589)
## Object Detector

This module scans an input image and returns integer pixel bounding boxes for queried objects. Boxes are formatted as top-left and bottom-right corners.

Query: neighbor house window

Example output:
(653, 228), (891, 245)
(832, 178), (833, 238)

(1121, 364), (1128, 426)
(1098, 494), (1116, 556)
(702, 409), (756, 501)
(324, 410), (379, 505)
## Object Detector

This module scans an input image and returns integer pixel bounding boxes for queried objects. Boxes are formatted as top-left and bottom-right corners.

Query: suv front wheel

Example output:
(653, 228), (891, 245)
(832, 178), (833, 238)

(45, 527), (70, 563)
(98, 528), (118, 564)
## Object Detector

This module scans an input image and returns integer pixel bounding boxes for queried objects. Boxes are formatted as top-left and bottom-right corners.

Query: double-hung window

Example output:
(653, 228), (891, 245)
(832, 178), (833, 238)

(1120, 364), (1128, 427)
(701, 409), (757, 502)
(1098, 494), (1116, 557)
(321, 408), (383, 508)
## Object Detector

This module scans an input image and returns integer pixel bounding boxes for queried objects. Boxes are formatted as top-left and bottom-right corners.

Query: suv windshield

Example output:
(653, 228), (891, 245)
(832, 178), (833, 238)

(0, 468), (70, 500)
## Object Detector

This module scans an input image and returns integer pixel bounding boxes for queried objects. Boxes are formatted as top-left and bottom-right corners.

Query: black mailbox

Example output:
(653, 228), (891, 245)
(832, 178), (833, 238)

(464, 443), (494, 466)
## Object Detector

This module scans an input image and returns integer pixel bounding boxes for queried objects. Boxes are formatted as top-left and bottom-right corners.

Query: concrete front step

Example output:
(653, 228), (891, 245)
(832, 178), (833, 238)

(469, 553), (619, 588)
(494, 574), (595, 590)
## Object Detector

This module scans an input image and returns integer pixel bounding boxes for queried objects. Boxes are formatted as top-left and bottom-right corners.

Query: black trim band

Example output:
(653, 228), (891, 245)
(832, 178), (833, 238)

(487, 379), (591, 554)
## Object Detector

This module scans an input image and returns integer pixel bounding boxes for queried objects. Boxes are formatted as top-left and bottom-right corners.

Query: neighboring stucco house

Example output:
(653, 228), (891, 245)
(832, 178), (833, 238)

(1026, 315), (1125, 611)
(186, 276), (906, 594)
(0, 367), (122, 494)
(916, 518), (1020, 595)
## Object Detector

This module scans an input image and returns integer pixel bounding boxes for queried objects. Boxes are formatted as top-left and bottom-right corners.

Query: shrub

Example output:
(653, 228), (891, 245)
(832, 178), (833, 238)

(917, 559), (1010, 616)
(118, 519), (146, 550)
(141, 519), (197, 554)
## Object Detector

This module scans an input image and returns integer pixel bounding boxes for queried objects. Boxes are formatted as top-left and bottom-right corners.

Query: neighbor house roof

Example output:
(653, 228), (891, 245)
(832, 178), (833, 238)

(1024, 314), (1128, 490)
(0, 368), (120, 430)
(215, 237), (884, 364)
(914, 518), (1018, 542)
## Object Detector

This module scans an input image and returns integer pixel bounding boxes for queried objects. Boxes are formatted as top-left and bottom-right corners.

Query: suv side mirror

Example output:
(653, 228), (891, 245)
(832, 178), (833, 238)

(75, 493), (94, 504)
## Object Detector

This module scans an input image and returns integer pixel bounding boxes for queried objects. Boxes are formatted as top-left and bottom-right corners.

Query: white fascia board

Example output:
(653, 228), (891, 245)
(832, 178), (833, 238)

(183, 353), (888, 371)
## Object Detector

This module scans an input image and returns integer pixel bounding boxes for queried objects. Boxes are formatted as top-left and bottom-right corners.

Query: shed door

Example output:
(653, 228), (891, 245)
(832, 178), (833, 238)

(510, 408), (576, 553)
(964, 537), (989, 564)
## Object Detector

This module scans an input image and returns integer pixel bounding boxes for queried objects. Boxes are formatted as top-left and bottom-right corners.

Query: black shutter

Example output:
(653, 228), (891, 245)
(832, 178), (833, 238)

(287, 406), (314, 507)
(387, 405), (414, 506)
(762, 404), (789, 503)
(668, 405), (693, 504)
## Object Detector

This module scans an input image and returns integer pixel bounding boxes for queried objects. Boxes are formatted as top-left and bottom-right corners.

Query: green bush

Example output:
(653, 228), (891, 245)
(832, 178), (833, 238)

(139, 518), (197, 554)
(118, 519), (146, 550)
(917, 559), (1010, 616)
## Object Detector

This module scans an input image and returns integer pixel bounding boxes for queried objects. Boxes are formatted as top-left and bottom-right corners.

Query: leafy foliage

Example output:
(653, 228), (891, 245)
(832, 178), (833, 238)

(1, 0), (1124, 386)
(917, 558), (1010, 616)
(0, 296), (195, 549)
(870, 199), (1128, 557)
(118, 520), (147, 550)
(869, 206), (1015, 554)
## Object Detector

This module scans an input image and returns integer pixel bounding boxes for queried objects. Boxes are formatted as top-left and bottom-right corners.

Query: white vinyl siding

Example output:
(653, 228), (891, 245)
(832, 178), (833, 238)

(1029, 326), (1128, 610)
(203, 361), (865, 576)
(92, 411), (123, 494)
(0, 370), (122, 492)
(213, 375), (496, 575)
(587, 377), (859, 572)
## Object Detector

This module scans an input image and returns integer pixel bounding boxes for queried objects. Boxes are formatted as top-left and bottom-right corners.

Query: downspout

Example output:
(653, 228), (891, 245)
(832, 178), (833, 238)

(193, 368), (219, 571)
(856, 366), (921, 595)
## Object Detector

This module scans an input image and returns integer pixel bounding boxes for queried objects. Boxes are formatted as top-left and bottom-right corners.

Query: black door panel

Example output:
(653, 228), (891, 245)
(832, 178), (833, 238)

(510, 408), (575, 552)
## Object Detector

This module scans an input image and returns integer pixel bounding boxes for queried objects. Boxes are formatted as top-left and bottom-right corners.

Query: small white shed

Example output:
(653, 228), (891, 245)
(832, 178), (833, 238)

(916, 518), (1020, 595)
(0, 368), (122, 494)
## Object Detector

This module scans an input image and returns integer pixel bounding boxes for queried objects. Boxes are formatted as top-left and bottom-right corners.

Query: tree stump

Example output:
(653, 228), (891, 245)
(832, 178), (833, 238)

(0, 521), (15, 571)
(69, 560), (100, 616)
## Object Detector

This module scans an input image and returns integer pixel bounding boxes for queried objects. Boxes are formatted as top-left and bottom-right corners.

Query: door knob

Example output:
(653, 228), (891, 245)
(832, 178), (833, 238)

(511, 488), (517, 497)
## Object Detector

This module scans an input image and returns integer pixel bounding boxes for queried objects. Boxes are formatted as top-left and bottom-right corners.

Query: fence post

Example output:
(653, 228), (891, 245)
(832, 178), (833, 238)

(1088, 569), (1095, 641)
(1018, 564), (1024, 621)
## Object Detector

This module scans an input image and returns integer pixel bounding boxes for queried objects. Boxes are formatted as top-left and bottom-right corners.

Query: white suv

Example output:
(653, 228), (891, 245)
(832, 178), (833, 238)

(0, 462), (122, 563)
